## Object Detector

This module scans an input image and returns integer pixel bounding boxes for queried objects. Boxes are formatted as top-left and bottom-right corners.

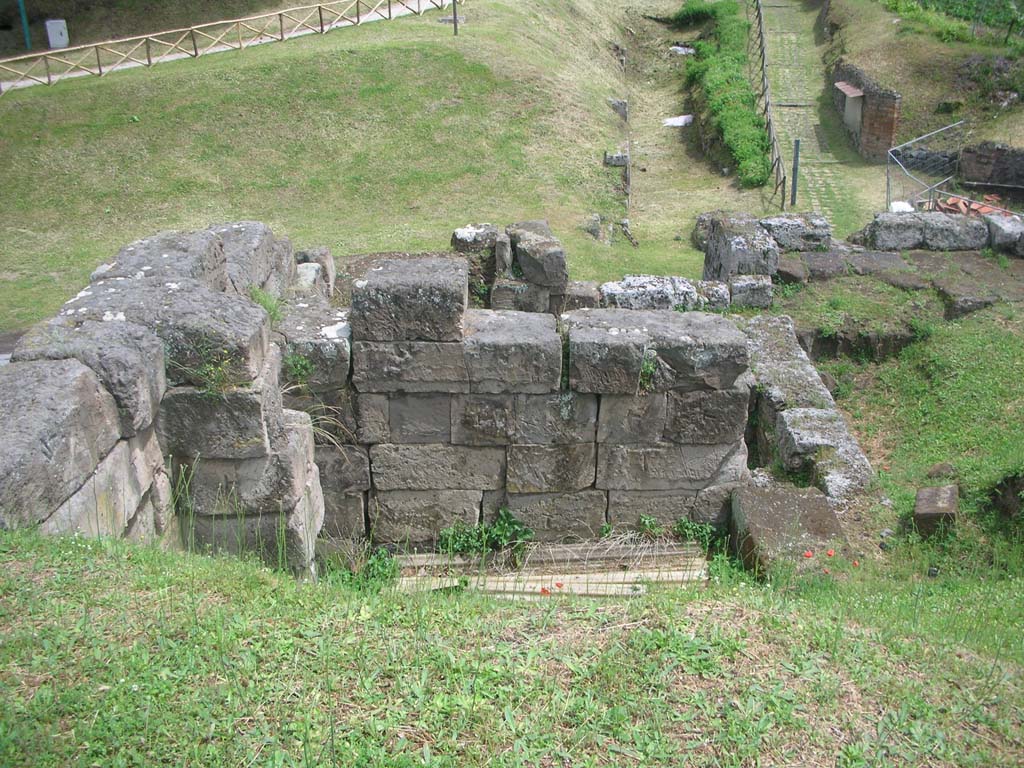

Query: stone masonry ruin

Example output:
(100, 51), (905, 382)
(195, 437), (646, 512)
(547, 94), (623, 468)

(0, 216), (884, 577)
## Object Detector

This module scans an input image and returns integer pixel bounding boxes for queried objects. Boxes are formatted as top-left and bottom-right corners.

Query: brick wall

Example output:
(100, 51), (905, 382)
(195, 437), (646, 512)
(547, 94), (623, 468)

(830, 59), (901, 162)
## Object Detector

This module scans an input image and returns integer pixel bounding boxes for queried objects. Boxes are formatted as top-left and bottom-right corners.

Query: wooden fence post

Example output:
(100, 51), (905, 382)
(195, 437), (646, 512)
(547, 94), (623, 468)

(279, 13), (286, 40)
(191, 29), (199, 56)
(44, 55), (52, 84)
(387, 0), (392, 20)
(145, 37), (152, 65)
(319, 6), (325, 32)
(356, 1), (362, 24)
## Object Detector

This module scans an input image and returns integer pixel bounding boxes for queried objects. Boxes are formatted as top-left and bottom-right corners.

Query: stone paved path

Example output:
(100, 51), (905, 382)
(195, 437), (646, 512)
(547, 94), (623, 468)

(760, 0), (885, 231)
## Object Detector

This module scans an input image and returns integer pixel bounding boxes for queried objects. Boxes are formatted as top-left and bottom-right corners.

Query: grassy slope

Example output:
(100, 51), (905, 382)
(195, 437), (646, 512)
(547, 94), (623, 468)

(0, 0), (639, 333)
(0, 530), (1020, 767)
(826, 0), (1023, 142)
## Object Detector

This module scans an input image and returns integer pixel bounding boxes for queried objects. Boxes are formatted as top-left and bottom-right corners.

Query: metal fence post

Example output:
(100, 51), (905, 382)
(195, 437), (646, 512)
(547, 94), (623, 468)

(452, 0), (459, 35)
(319, 6), (325, 33)
(790, 139), (800, 208)
(145, 37), (152, 65)
(191, 29), (199, 56)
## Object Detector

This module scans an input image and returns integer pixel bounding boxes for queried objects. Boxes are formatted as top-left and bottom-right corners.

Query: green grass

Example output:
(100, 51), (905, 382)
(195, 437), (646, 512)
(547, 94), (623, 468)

(0, 0), (636, 333)
(0, 529), (1020, 766)
(828, 307), (1024, 520)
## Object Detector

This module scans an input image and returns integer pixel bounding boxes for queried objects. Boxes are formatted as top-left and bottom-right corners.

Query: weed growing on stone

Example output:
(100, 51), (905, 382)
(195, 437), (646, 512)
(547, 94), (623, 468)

(673, 518), (719, 550)
(248, 286), (283, 325)
(283, 352), (316, 388)
(637, 351), (658, 394)
(439, 508), (534, 564)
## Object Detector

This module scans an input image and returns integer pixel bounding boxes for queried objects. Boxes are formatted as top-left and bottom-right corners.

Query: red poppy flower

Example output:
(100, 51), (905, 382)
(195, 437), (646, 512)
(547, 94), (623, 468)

(555, 582), (564, 589)
(827, 549), (835, 558)
(540, 587), (551, 596)
(823, 568), (830, 574)
(853, 560), (860, 567)
(803, 550), (813, 558)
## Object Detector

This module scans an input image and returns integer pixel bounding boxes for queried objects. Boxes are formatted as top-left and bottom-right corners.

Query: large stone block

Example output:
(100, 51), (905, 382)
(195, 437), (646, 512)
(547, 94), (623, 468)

(451, 223), (500, 253)
(759, 214), (832, 252)
(984, 214), (1024, 255)
(663, 373), (753, 445)
(600, 275), (699, 311)
(388, 394), (452, 443)
(370, 444), (506, 490)
(513, 392), (597, 444)
(502, 489), (608, 542)
(40, 427), (164, 538)
(549, 281), (601, 314)
(92, 229), (227, 291)
(490, 278), (550, 313)
(507, 444), (597, 493)
(12, 318), (165, 437)
(451, 394), (515, 445)
(914, 485), (958, 538)
(351, 341), (469, 393)
(261, 236), (297, 298)
(776, 408), (874, 499)
(277, 297), (351, 394)
(59, 278), (270, 388)
(729, 275), (773, 309)
(596, 442), (744, 491)
(316, 445), (371, 495)
(509, 224), (568, 290)
(210, 221), (279, 295)
(354, 393), (390, 443)
(296, 246), (336, 296)
(597, 394), (667, 443)
(731, 481), (846, 575)
(321, 491), (366, 540)
(565, 309), (749, 394)
(0, 359), (121, 528)
(918, 212), (989, 251)
(865, 212), (925, 251)
(184, 409), (315, 516)
(606, 483), (736, 532)
(188, 464), (324, 574)
(703, 213), (780, 281)
(284, 387), (359, 445)
(157, 345), (283, 460)
(463, 310), (562, 394)
(350, 257), (469, 342)
(369, 490), (481, 548)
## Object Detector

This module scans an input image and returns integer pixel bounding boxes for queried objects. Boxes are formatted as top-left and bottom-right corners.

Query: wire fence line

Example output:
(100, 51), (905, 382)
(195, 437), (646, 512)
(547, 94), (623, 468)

(887, 120), (1021, 216)
(0, 0), (459, 95)
(747, 0), (788, 210)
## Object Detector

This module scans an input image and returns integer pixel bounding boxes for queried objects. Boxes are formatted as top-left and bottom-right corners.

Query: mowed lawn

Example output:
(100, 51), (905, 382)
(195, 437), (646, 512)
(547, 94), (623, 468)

(0, 0), (640, 334)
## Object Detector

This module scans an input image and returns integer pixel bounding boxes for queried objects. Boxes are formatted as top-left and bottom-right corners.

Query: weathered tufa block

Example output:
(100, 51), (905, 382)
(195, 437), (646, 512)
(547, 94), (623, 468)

(607, 483), (736, 532)
(12, 318), (166, 437)
(370, 443), (506, 490)
(370, 490), (481, 548)
(210, 221), (280, 296)
(188, 465), (324, 575)
(59, 277), (270, 389)
(495, 233), (513, 273)
(731, 481), (846, 575)
(320, 491), (366, 540)
(0, 359), (121, 529)
(277, 297), (351, 393)
(913, 485), (958, 537)
(729, 275), (773, 308)
(507, 221), (568, 290)
(984, 214), (1024, 256)
(549, 281), (601, 314)
(388, 393), (452, 443)
(506, 444), (597, 493)
(564, 309), (749, 394)
(776, 408), (873, 500)
(663, 374), (753, 445)
(350, 257), (469, 342)
(864, 212), (989, 251)
(513, 392), (597, 444)
(92, 229), (227, 291)
(351, 341), (469, 393)
(703, 213), (780, 281)
(597, 443), (745, 491)
(317, 445), (370, 539)
(451, 394), (515, 446)
(157, 346), (283, 460)
(759, 214), (832, 252)
(501, 489), (608, 542)
(296, 246), (336, 296)
(463, 310), (562, 394)
(490, 278), (550, 313)
(184, 410), (315, 516)
(40, 427), (165, 538)
(451, 223), (500, 253)
(597, 394), (667, 443)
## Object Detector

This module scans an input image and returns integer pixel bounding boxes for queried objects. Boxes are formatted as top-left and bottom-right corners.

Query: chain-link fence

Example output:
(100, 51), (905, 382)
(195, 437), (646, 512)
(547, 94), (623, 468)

(887, 120), (1021, 215)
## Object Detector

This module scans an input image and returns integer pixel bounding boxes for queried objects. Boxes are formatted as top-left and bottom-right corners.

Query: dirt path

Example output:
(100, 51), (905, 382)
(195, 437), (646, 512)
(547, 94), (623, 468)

(761, 0), (886, 234)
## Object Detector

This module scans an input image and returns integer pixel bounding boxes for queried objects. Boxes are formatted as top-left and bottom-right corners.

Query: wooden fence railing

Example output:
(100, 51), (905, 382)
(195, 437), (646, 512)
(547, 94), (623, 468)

(0, 0), (456, 94)
(747, 0), (787, 209)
